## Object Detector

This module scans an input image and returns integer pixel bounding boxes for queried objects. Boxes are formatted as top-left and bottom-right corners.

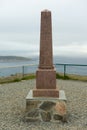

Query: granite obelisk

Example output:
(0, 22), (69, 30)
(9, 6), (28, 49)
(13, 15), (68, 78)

(33, 10), (59, 97)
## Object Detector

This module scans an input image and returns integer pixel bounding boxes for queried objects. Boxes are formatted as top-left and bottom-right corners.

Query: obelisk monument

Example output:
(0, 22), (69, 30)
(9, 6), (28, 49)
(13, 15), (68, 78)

(33, 10), (59, 97)
(26, 10), (66, 116)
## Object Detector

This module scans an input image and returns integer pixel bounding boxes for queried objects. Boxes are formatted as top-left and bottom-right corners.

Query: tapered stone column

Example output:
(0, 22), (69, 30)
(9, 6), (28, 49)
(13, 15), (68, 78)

(33, 10), (59, 97)
(39, 10), (54, 69)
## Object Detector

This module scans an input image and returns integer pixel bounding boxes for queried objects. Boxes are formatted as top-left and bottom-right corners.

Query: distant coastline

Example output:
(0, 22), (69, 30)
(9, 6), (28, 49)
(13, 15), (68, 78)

(0, 56), (31, 62)
(0, 55), (87, 64)
(0, 56), (87, 77)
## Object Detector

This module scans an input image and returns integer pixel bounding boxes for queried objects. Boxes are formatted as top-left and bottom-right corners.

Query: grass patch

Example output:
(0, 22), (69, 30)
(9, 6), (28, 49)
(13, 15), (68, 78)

(56, 73), (87, 81)
(56, 73), (70, 80)
(13, 78), (21, 82)
(22, 75), (36, 80)
(0, 73), (87, 84)
(0, 74), (36, 84)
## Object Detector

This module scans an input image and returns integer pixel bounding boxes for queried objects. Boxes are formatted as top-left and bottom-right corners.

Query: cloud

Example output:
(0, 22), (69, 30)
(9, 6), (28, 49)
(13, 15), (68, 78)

(54, 42), (87, 57)
(0, 0), (87, 57)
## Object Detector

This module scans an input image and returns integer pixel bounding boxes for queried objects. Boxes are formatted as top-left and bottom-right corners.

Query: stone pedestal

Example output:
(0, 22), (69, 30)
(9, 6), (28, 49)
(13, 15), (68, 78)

(25, 90), (67, 122)
(33, 69), (59, 97)
(36, 69), (56, 89)
(26, 90), (66, 111)
(33, 89), (59, 97)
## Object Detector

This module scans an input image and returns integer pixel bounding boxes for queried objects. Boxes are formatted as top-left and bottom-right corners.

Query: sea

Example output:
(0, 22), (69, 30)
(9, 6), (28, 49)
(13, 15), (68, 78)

(0, 56), (87, 77)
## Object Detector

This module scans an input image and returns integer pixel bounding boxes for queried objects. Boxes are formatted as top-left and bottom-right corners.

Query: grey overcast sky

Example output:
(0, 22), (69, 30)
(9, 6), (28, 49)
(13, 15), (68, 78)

(0, 0), (87, 57)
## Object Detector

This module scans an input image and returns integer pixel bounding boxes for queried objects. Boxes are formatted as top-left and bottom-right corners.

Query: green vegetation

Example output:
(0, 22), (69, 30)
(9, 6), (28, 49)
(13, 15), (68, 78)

(56, 73), (70, 80)
(13, 78), (21, 82)
(56, 73), (87, 81)
(0, 73), (87, 84)
(22, 75), (36, 80)
(0, 74), (36, 84)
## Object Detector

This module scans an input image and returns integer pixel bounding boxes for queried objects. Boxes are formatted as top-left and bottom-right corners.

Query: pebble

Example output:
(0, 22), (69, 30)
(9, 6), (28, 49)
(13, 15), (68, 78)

(0, 79), (87, 130)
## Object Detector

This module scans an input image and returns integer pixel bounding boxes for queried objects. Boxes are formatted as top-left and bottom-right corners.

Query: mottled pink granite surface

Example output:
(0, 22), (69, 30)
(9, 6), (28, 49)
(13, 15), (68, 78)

(33, 10), (59, 97)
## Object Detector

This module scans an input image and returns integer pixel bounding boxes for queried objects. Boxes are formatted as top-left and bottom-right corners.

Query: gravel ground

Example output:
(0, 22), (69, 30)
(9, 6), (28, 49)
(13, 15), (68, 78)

(0, 79), (87, 130)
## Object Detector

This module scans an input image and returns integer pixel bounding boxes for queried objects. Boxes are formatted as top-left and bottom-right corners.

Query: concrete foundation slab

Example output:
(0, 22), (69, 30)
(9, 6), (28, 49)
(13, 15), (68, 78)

(26, 90), (66, 101)
(26, 89), (66, 111)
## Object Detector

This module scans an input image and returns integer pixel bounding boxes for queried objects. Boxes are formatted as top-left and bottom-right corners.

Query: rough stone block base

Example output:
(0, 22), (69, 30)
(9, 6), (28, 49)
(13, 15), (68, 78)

(25, 90), (67, 122)
(33, 89), (59, 97)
